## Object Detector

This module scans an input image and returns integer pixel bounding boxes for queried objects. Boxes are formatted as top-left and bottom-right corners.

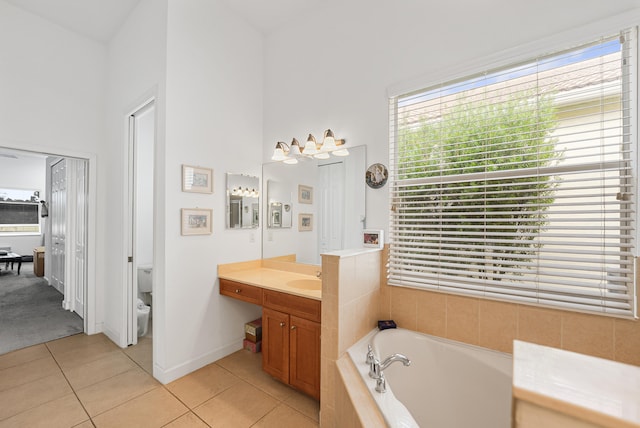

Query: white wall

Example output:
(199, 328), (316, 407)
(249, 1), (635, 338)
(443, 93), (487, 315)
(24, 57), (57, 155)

(262, 0), (640, 237)
(0, 0), (106, 332)
(159, 0), (263, 382)
(0, 155), (46, 255)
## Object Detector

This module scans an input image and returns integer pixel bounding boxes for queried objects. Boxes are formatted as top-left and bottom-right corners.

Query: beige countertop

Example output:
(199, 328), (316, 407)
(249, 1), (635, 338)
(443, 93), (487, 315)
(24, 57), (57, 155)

(513, 340), (640, 427)
(219, 267), (321, 301)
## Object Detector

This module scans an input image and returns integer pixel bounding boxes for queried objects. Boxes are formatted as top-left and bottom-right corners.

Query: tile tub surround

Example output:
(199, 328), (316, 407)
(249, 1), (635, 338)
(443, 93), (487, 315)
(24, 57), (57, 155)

(330, 246), (640, 426)
(320, 248), (382, 428)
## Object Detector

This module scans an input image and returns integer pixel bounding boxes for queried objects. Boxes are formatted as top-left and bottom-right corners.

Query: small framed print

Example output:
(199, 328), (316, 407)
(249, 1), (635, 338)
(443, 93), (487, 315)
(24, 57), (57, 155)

(298, 213), (313, 231)
(182, 165), (213, 193)
(181, 208), (213, 236)
(363, 229), (383, 248)
(298, 185), (313, 204)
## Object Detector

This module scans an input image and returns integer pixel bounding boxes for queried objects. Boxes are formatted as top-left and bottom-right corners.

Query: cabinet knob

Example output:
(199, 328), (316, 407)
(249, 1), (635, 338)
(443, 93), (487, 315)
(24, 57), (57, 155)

(279, 322), (285, 327)
(234, 289), (240, 293)
(291, 325), (297, 330)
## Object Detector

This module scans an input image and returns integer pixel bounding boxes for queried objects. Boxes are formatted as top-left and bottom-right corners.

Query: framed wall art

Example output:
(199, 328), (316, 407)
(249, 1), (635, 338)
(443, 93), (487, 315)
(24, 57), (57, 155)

(363, 229), (384, 248)
(181, 208), (213, 235)
(298, 185), (313, 204)
(182, 165), (213, 193)
(298, 213), (313, 231)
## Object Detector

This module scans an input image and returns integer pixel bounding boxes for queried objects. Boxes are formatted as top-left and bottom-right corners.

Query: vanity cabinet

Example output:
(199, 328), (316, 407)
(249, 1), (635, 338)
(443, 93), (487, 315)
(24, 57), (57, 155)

(219, 278), (321, 399)
(262, 289), (321, 400)
(262, 306), (321, 400)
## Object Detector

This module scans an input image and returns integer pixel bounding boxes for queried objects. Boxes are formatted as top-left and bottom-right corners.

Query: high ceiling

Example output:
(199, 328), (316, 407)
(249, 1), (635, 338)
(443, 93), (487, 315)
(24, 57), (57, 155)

(5, 0), (326, 42)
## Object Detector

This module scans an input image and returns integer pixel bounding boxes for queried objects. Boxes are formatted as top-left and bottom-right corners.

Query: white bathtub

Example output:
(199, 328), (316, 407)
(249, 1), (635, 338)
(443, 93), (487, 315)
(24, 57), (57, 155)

(347, 328), (513, 428)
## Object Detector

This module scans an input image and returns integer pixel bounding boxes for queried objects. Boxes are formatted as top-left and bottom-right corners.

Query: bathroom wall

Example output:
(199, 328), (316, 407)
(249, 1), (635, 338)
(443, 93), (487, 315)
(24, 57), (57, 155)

(159, 0), (263, 382)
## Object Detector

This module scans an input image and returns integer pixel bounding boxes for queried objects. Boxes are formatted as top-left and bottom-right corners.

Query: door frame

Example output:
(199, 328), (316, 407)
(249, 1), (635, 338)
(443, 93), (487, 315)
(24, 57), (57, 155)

(125, 97), (156, 346)
(0, 143), (97, 334)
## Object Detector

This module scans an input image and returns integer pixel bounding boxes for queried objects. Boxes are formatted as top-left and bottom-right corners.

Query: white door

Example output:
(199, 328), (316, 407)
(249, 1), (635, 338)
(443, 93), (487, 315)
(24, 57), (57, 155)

(50, 159), (66, 294)
(318, 162), (345, 256)
(72, 160), (87, 317)
(127, 100), (156, 345)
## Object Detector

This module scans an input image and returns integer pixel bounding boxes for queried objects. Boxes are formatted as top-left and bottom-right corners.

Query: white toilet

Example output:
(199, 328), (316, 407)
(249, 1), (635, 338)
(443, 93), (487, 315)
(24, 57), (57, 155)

(137, 265), (152, 337)
(137, 298), (150, 337)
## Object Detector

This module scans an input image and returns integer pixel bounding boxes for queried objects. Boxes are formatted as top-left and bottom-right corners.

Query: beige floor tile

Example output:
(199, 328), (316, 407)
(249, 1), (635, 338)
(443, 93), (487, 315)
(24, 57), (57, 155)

(163, 412), (209, 427)
(72, 421), (95, 428)
(75, 367), (159, 416)
(216, 349), (263, 378)
(122, 337), (153, 374)
(49, 339), (121, 371)
(0, 354), (59, 392)
(0, 371), (72, 420)
(46, 333), (112, 356)
(194, 380), (278, 428)
(213, 348), (311, 398)
(283, 391), (320, 422)
(0, 344), (50, 370)
(0, 393), (89, 428)
(216, 350), (298, 401)
(243, 367), (299, 401)
(253, 404), (319, 428)
(167, 362), (240, 408)
(63, 351), (138, 390)
(92, 387), (188, 428)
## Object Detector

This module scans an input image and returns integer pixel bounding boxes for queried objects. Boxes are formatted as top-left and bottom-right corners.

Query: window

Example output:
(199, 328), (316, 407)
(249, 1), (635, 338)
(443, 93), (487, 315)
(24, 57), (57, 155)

(0, 189), (41, 234)
(389, 29), (637, 317)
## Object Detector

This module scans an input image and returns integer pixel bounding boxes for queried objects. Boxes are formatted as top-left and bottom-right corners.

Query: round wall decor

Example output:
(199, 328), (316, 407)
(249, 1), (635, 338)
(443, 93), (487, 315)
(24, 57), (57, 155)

(366, 163), (388, 189)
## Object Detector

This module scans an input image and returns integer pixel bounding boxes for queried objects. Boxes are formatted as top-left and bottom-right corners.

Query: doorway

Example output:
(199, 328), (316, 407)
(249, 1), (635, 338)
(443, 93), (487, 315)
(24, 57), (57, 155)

(0, 148), (90, 354)
(125, 99), (155, 372)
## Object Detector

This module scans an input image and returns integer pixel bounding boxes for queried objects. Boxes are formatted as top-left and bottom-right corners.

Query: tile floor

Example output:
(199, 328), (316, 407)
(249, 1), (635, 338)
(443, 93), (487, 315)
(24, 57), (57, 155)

(0, 333), (320, 427)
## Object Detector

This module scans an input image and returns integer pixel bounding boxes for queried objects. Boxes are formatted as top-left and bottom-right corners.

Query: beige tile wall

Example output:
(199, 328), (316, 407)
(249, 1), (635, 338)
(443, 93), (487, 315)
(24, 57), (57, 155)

(320, 250), (382, 428)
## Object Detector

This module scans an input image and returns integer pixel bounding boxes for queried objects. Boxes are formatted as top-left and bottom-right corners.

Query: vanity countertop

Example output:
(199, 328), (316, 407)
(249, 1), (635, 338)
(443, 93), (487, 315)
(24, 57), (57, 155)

(219, 267), (321, 301)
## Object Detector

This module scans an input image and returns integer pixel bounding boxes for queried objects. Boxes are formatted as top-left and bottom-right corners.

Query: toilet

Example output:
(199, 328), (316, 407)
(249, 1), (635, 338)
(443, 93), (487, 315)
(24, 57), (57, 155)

(137, 298), (150, 337)
(137, 265), (152, 337)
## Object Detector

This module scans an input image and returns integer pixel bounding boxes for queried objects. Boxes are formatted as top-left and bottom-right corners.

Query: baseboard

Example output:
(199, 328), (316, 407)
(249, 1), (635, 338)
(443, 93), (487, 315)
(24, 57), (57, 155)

(153, 339), (243, 384)
(102, 325), (127, 348)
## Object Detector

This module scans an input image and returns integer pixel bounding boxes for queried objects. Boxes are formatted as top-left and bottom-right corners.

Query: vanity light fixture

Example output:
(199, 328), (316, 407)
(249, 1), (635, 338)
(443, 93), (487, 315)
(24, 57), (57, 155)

(271, 129), (348, 164)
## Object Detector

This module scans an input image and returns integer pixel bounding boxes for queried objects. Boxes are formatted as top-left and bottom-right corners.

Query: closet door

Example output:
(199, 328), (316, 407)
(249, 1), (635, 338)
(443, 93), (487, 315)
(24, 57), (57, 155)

(51, 159), (66, 294)
(318, 162), (345, 255)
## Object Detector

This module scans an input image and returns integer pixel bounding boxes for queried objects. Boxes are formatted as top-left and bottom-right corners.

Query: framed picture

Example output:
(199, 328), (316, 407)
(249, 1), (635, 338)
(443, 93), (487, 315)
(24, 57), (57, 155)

(298, 185), (313, 204)
(298, 213), (313, 231)
(366, 163), (389, 189)
(181, 208), (213, 235)
(363, 229), (384, 248)
(182, 165), (213, 193)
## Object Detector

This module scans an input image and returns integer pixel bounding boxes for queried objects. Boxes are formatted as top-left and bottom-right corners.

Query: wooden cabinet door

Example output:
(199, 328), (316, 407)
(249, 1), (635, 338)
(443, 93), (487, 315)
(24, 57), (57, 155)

(262, 308), (289, 383)
(289, 315), (321, 399)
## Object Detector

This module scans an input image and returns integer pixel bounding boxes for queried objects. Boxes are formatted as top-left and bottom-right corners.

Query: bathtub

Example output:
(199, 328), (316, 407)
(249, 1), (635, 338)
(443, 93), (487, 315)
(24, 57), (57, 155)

(347, 328), (513, 427)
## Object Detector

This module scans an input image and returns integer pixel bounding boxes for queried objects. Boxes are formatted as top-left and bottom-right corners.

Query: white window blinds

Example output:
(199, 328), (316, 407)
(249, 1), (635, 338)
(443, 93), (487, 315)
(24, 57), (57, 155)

(388, 29), (637, 317)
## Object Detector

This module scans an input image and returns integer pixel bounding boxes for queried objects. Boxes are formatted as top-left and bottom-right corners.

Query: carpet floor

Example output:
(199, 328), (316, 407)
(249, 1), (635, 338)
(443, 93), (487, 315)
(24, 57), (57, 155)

(0, 262), (83, 355)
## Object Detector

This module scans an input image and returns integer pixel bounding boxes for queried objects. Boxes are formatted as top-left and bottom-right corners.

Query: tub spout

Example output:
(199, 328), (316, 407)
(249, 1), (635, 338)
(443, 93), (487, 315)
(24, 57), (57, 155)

(379, 353), (411, 371)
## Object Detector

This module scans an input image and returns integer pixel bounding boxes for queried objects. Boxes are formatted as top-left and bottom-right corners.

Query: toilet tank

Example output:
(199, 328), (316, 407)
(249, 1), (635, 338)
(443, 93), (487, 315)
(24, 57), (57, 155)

(137, 265), (153, 292)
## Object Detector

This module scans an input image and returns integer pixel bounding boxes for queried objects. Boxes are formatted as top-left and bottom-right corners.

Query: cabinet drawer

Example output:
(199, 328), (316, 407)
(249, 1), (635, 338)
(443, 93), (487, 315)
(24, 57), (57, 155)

(263, 289), (321, 323)
(220, 279), (263, 305)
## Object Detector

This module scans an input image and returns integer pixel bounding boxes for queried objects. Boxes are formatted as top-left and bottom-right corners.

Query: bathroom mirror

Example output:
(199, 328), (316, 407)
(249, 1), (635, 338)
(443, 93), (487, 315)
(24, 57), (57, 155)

(267, 180), (292, 228)
(226, 173), (260, 229)
(262, 145), (366, 264)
